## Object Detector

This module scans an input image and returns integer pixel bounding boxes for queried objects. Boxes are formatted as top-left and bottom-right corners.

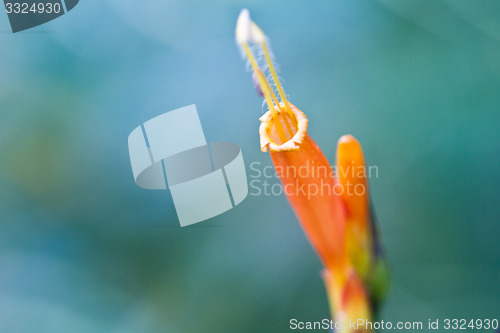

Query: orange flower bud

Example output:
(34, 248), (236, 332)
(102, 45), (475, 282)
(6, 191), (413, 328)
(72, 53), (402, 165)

(336, 135), (372, 279)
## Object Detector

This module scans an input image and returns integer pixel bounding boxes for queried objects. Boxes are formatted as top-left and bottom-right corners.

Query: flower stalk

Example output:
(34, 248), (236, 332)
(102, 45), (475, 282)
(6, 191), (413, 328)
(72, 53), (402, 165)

(236, 9), (390, 332)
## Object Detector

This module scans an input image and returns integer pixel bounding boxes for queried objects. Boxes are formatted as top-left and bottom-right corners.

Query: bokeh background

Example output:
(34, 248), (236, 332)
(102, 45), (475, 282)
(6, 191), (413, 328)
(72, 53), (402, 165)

(1, 0), (499, 332)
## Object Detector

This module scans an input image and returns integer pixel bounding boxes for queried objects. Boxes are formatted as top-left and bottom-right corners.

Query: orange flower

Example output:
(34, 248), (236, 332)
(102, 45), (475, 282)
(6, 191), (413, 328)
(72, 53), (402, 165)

(235, 9), (389, 331)
(262, 104), (347, 272)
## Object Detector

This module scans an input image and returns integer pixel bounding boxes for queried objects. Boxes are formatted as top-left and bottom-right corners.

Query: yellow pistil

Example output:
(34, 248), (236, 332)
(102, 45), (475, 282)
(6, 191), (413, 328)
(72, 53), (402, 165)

(249, 20), (295, 121)
(241, 43), (287, 141)
(236, 9), (300, 148)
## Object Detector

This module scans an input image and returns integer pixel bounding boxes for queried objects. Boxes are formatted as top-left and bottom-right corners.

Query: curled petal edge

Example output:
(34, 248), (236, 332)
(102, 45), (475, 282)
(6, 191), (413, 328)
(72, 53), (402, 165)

(259, 105), (308, 152)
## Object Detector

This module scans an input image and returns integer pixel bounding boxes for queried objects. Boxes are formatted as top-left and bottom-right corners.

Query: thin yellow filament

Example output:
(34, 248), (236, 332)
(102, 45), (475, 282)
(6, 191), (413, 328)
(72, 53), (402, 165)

(261, 42), (295, 122)
(236, 10), (297, 144)
(258, 69), (280, 107)
(242, 43), (287, 142)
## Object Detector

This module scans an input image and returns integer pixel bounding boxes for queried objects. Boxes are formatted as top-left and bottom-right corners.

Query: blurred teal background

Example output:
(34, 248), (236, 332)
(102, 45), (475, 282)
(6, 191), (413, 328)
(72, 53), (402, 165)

(1, 0), (499, 332)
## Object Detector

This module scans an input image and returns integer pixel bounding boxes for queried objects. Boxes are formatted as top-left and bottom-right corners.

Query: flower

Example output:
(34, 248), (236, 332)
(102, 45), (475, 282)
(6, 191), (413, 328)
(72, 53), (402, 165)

(236, 9), (389, 331)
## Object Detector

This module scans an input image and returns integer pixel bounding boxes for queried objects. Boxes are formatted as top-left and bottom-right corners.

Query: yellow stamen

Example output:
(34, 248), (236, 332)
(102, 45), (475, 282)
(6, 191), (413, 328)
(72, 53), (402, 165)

(236, 9), (299, 146)
(258, 69), (280, 108)
(258, 70), (296, 138)
(242, 43), (287, 142)
(248, 21), (295, 123)
(261, 42), (295, 121)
